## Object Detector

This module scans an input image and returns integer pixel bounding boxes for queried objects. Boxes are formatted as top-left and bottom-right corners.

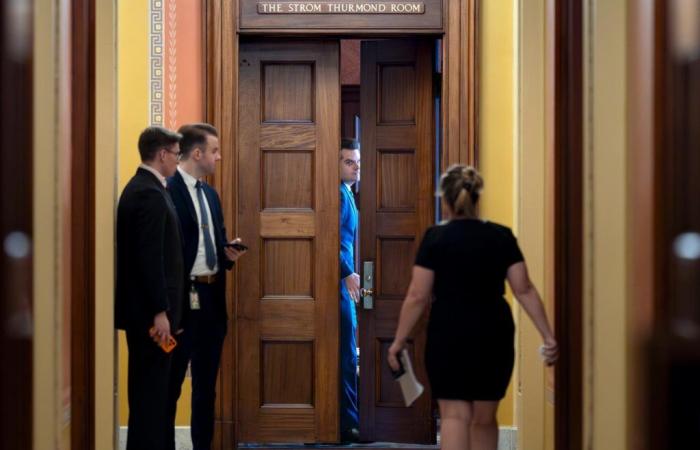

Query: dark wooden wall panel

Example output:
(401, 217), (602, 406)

(646, 1), (700, 449)
(0, 1), (34, 449)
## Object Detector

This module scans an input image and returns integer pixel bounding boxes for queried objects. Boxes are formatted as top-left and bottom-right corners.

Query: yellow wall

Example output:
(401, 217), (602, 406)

(516, 0), (554, 448)
(34, 0), (61, 447)
(95, 0), (118, 447)
(479, 0), (517, 427)
(583, 0), (629, 448)
(116, 0), (192, 426)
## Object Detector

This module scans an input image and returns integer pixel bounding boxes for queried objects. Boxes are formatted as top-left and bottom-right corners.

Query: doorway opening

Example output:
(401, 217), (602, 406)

(234, 36), (442, 449)
(339, 38), (442, 447)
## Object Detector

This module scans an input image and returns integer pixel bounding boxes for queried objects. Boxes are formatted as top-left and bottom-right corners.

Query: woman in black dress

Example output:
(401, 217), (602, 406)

(388, 165), (558, 450)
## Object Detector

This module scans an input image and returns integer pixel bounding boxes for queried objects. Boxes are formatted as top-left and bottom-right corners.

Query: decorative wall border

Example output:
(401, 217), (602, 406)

(150, 0), (164, 125)
(166, 0), (178, 129)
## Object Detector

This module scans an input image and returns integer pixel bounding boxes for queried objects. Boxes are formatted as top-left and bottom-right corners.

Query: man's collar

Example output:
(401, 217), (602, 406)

(138, 163), (167, 188)
(177, 165), (199, 188)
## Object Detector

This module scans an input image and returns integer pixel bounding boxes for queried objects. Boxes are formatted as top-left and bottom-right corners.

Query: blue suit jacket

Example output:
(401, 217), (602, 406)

(340, 183), (358, 280)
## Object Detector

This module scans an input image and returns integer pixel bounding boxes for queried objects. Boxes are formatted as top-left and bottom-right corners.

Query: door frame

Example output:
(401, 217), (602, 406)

(203, 1), (478, 448)
(71, 0), (97, 448)
(551, 0), (583, 448)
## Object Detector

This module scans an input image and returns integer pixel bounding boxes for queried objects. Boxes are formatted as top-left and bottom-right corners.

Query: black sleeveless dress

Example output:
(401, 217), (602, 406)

(415, 219), (524, 401)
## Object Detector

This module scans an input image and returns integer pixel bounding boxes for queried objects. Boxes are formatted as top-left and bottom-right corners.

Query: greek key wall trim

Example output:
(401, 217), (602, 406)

(165, 0), (178, 129)
(150, 0), (164, 125)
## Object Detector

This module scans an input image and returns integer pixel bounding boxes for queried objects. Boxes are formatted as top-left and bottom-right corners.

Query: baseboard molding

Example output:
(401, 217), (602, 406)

(118, 426), (518, 450)
(118, 426), (191, 450)
(498, 426), (518, 450)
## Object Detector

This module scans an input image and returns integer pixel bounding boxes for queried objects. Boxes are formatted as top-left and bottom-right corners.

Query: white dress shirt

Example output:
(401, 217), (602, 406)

(178, 166), (219, 276)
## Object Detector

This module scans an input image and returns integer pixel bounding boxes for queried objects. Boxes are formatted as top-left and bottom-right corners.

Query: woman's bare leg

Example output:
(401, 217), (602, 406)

(469, 401), (499, 450)
(438, 399), (472, 450)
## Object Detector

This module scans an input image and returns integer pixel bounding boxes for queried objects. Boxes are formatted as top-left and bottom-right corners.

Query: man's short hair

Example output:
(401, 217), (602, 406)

(138, 126), (182, 162)
(177, 123), (219, 160)
(341, 138), (360, 151)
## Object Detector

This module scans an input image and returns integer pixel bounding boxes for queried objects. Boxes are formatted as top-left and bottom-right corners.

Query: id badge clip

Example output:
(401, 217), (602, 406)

(189, 283), (201, 310)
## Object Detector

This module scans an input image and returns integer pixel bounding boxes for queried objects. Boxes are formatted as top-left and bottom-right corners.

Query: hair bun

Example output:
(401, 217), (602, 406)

(461, 166), (483, 192)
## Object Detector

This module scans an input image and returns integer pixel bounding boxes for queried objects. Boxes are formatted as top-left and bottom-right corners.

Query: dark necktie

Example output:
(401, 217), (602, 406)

(195, 181), (217, 270)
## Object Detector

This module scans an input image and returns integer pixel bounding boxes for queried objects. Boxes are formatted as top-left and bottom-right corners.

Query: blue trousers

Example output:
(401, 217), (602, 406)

(340, 286), (359, 431)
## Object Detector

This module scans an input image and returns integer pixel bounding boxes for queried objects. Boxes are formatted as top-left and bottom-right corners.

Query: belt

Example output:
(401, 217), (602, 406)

(192, 274), (218, 284)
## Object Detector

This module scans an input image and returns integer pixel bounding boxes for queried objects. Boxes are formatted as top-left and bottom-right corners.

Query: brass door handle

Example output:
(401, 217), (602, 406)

(362, 261), (374, 310)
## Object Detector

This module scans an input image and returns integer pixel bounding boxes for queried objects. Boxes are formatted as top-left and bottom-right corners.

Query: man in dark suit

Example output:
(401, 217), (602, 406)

(165, 123), (246, 450)
(115, 126), (185, 450)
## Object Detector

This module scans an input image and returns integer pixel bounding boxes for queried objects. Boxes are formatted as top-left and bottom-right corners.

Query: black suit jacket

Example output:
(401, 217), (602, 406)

(115, 168), (186, 331)
(167, 170), (233, 317)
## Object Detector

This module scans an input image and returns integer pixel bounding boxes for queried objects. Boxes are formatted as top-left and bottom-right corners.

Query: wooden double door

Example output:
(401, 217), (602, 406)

(235, 39), (435, 444)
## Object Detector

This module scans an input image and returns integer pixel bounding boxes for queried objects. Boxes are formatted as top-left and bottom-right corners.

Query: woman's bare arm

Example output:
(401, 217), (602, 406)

(387, 266), (434, 370)
(507, 261), (558, 364)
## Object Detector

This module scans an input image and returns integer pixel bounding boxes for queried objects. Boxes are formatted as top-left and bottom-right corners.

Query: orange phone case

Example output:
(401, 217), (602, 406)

(149, 327), (177, 353)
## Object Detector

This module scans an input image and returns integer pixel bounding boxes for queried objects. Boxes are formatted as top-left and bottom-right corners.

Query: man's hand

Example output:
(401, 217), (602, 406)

(151, 311), (171, 345)
(224, 238), (248, 262)
(344, 273), (361, 303)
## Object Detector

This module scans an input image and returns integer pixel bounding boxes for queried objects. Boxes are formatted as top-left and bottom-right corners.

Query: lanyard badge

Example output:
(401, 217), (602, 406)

(189, 283), (201, 310)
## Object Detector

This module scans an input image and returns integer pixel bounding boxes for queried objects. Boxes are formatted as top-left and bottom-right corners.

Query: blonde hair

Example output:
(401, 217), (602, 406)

(439, 164), (483, 218)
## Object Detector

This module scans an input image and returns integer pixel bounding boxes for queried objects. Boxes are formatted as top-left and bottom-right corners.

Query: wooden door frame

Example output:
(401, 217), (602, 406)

(70, 0), (97, 448)
(627, 2), (658, 448)
(552, 0), (583, 449)
(0, 1), (34, 449)
(204, 1), (478, 448)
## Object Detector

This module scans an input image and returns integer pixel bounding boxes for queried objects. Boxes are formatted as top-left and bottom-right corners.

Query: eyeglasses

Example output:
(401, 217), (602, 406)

(164, 148), (182, 160)
(343, 159), (361, 168)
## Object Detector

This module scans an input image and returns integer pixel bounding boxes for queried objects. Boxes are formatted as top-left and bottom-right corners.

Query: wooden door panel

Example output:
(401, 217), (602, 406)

(262, 64), (315, 121)
(378, 151), (418, 210)
(379, 66), (416, 123)
(359, 40), (435, 444)
(262, 239), (313, 296)
(262, 152), (314, 209)
(376, 214), (419, 235)
(238, 41), (340, 443)
(378, 239), (415, 297)
(376, 127), (417, 147)
(260, 124), (316, 148)
(261, 341), (314, 405)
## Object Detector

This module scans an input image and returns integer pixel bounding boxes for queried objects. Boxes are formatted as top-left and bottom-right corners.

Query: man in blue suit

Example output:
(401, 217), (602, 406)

(165, 123), (247, 450)
(339, 138), (361, 442)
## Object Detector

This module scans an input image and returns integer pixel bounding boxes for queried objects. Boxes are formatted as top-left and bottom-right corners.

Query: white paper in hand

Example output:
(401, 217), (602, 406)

(393, 348), (424, 407)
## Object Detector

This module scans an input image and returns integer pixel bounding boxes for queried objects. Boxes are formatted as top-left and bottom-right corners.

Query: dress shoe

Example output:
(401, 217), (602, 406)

(340, 428), (360, 443)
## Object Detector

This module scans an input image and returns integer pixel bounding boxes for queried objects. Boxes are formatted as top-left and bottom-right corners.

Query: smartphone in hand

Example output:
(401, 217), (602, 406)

(149, 326), (177, 353)
(390, 355), (406, 380)
(224, 241), (248, 252)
